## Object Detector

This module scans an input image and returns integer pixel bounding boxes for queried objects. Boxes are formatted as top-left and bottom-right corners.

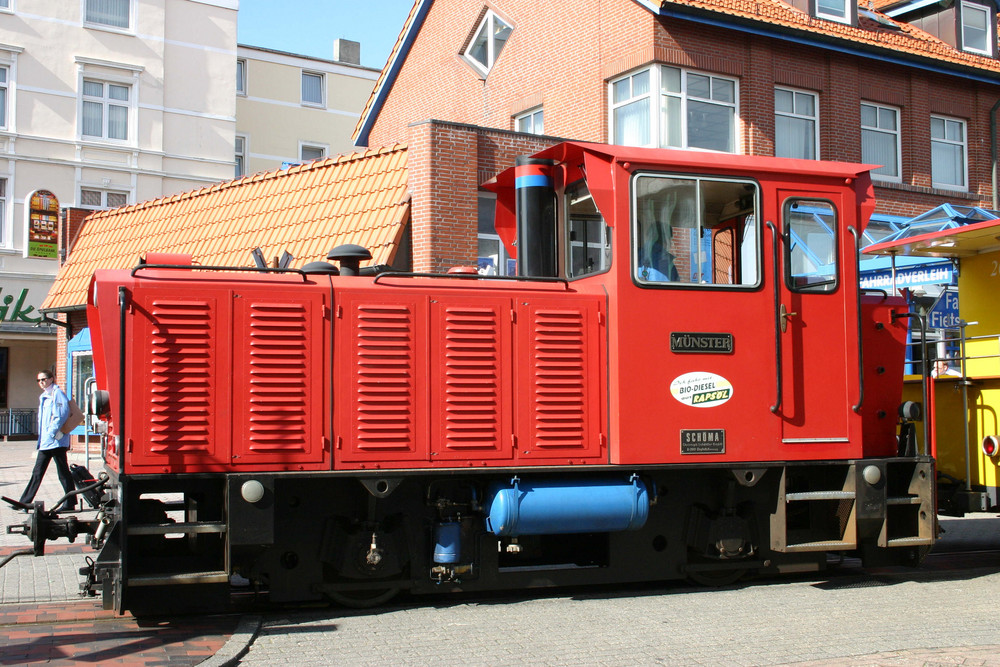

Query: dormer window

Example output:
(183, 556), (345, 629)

(815, 0), (851, 24)
(464, 10), (512, 76)
(960, 0), (993, 55)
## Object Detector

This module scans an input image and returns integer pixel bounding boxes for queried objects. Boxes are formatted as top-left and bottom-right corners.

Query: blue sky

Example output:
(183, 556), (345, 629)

(237, 0), (415, 70)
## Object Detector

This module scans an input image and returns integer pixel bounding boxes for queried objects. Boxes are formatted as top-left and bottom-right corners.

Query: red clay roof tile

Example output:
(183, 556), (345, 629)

(43, 145), (409, 311)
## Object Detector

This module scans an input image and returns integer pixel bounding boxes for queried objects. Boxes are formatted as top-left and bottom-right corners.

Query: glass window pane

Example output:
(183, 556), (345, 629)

(613, 78), (631, 104)
(861, 103), (876, 127)
(632, 70), (650, 97)
(534, 110), (543, 135)
(83, 80), (103, 98)
(468, 22), (489, 68)
(931, 116), (945, 139)
(109, 84), (128, 102)
(615, 98), (650, 146)
(795, 92), (815, 115)
(687, 73), (711, 99)
(862, 129), (898, 177)
(932, 142), (964, 187)
(688, 101), (734, 152)
(775, 88), (793, 114)
(661, 66), (681, 94)
(108, 104), (127, 139)
(660, 95), (683, 148)
(492, 16), (512, 55)
(87, 0), (130, 28)
(817, 0), (846, 17)
(712, 78), (735, 103)
(785, 200), (837, 292)
(107, 192), (127, 208)
(775, 116), (815, 160)
(0, 87), (5, 128)
(82, 101), (103, 136)
(878, 107), (897, 130)
(302, 73), (323, 104)
(963, 4), (989, 52)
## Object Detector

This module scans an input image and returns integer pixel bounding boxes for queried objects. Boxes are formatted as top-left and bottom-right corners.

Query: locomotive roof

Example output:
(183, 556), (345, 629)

(42, 144), (410, 312)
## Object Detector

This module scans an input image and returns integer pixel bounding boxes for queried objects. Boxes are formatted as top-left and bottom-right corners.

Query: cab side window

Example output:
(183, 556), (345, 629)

(784, 199), (838, 293)
(565, 180), (611, 278)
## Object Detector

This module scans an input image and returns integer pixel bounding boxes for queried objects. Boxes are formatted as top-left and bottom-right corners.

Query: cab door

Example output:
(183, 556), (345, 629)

(775, 195), (852, 446)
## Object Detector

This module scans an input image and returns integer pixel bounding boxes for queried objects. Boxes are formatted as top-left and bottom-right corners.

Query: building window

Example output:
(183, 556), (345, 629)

(477, 195), (514, 276)
(0, 1), (10, 11)
(861, 102), (900, 181)
(815, 0), (850, 23)
(515, 108), (544, 135)
(301, 71), (324, 107)
(464, 10), (512, 76)
(82, 79), (130, 141)
(85, 0), (130, 29)
(300, 144), (326, 162)
(931, 116), (967, 190)
(80, 188), (127, 209)
(235, 135), (247, 178)
(960, 1), (993, 55)
(0, 66), (7, 129)
(774, 87), (818, 160)
(611, 65), (737, 153)
(237, 58), (247, 96)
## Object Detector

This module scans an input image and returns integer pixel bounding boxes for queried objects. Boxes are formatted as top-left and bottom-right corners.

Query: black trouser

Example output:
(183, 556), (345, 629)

(19, 447), (76, 508)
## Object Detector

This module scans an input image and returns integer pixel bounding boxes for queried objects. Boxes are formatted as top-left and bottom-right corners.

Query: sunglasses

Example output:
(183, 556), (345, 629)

(37, 377), (51, 383)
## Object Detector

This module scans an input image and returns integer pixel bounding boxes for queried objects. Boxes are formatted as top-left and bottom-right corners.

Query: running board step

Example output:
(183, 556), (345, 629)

(128, 571), (229, 586)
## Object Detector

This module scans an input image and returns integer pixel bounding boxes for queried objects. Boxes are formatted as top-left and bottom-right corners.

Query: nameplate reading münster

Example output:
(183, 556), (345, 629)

(670, 332), (733, 354)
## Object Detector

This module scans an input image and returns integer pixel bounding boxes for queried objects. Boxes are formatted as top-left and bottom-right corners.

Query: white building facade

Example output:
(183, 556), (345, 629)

(0, 0), (238, 420)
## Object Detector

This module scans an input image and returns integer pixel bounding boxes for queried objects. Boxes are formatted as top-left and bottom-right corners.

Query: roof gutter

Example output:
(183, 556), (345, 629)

(354, 0), (433, 148)
(652, 2), (1000, 86)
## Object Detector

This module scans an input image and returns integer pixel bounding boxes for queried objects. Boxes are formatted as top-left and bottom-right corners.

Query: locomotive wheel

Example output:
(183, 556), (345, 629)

(324, 587), (400, 609)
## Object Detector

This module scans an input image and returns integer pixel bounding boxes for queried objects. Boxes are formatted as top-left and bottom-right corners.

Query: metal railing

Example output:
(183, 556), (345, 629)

(0, 409), (37, 437)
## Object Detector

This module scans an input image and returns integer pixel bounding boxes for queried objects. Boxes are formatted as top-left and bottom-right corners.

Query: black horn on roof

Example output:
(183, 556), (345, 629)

(327, 244), (372, 276)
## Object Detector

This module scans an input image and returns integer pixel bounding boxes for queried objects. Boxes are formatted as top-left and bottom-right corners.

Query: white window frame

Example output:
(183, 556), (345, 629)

(815, 0), (851, 24)
(81, 79), (131, 142)
(83, 0), (134, 32)
(960, 0), (993, 56)
(235, 134), (247, 178)
(299, 142), (327, 162)
(0, 1), (11, 13)
(774, 87), (819, 160)
(463, 10), (513, 77)
(80, 188), (129, 210)
(301, 71), (324, 107)
(515, 107), (544, 135)
(236, 58), (247, 96)
(609, 65), (739, 153)
(930, 115), (968, 191)
(0, 65), (7, 131)
(76, 59), (141, 146)
(861, 102), (901, 183)
(0, 177), (8, 248)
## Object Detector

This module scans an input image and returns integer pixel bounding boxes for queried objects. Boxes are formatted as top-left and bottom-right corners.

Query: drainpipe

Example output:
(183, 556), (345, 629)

(992, 99), (1000, 210)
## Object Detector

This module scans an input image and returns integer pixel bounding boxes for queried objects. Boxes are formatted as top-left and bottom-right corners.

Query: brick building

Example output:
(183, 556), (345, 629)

(355, 0), (1000, 273)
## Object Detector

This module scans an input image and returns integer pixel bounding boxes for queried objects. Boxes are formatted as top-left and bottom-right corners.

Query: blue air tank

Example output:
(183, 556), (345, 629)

(484, 476), (649, 536)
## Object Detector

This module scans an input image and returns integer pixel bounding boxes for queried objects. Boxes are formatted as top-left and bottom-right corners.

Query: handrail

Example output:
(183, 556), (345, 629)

(848, 226), (864, 414)
(131, 263), (310, 282)
(766, 220), (783, 414)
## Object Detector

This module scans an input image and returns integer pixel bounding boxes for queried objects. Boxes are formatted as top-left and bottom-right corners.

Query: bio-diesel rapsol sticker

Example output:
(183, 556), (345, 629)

(670, 372), (734, 408)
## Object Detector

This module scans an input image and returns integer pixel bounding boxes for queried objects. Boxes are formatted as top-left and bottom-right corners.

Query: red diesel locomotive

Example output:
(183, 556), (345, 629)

(11, 142), (936, 614)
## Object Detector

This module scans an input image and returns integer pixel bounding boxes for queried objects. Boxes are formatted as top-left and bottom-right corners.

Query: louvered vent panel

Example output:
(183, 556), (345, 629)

(530, 308), (588, 449)
(147, 300), (214, 452)
(246, 301), (310, 451)
(441, 305), (502, 450)
(354, 303), (417, 451)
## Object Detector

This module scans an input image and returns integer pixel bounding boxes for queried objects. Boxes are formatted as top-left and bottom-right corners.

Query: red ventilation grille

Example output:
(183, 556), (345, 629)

(244, 301), (310, 452)
(146, 299), (215, 453)
(433, 299), (511, 458)
(351, 301), (419, 453)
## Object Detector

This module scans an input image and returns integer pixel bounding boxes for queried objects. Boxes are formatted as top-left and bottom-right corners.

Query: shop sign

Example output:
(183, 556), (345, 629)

(0, 286), (44, 324)
(27, 190), (59, 259)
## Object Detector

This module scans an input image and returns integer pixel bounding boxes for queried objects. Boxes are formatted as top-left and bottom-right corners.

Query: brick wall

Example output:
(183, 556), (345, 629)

(369, 0), (1000, 222)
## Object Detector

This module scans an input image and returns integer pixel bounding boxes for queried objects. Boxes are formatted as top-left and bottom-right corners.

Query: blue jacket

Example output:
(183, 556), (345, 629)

(37, 385), (70, 451)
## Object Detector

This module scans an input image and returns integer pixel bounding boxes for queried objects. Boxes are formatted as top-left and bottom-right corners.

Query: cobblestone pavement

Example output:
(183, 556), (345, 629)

(238, 564), (1000, 666)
